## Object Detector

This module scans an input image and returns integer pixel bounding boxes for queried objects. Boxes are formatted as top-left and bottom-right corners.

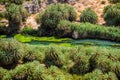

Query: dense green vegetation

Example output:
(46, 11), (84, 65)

(80, 8), (98, 24)
(57, 20), (120, 41)
(0, 1), (120, 80)
(5, 3), (28, 34)
(109, 0), (120, 3)
(37, 3), (76, 36)
(0, 39), (120, 80)
(104, 3), (120, 26)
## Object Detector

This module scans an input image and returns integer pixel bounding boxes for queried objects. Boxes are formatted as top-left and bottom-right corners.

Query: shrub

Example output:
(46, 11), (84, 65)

(56, 20), (72, 37)
(84, 69), (118, 80)
(44, 47), (65, 67)
(0, 39), (24, 66)
(5, 3), (28, 34)
(57, 21), (120, 41)
(104, 4), (120, 26)
(0, 67), (8, 79)
(70, 53), (90, 74)
(110, 61), (120, 79)
(31, 65), (45, 80)
(38, 3), (76, 36)
(20, 27), (38, 36)
(12, 65), (28, 80)
(80, 8), (98, 24)
(109, 0), (120, 3)
(2, 72), (12, 80)
(23, 45), (45, 63)
(10, 0), (24, 5)
(95, 56), (112, 72)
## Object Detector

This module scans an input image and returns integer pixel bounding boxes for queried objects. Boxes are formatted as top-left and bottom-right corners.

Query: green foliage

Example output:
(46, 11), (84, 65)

(70, 53), (90, 74)
(0, 35), (6, 39)
(0, 67), (8, 79)
(36, 12), (43, 24)
(0, 42), (119, 79)
(104, 4), (120, 26)
(14, 34), (32, 43)
(20, 27), (38, 36)
(109, 0), (120, 3)
(95, 56), (111, 72)
(10, 0), (24, 5)
(38, 3), (76, 36)
(83, 69), (118, 80)
(5, 3), (28, 34)
(23, 45), (45, 62)
(58, 21), (120, 41)
(0, 39), (24, 66)
(44, 47), (65, 67)
(110, 61), (120, 78)
(56, 20), (72, 37)
(80, 8), (98, 24)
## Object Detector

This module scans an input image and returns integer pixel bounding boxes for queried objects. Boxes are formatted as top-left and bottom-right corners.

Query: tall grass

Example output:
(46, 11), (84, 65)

(58, 20), (120, 42)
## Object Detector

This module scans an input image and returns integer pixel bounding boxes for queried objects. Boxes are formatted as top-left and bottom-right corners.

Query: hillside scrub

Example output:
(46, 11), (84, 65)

(104, 3), (120, 26)
(57, 20), (120, 42)
(5, 3), (28, 34)
(37, 3), (76, 36)
(0, 39), (120, 79)
(80, 8), (98, 24)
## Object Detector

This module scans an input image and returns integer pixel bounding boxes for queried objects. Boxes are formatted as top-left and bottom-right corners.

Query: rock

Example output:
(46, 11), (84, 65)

(72, 31), (79, 39)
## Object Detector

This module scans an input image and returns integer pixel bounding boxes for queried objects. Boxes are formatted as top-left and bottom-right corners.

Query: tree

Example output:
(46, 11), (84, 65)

(5, 4), (28, 34)
(37, 3), (76, 36)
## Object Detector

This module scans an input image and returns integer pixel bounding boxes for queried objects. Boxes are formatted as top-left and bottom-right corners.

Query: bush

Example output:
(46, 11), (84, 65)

(23, 45), (45, 63)
(0, 39), (24, 66)
(83, 69), (118, 80)
(110, 61), (120, 79)
(11, 0), (24, 4)
(95, 56), (112, 72)
(44, 47), (65, 67)
(56, 20), (72, 37)
(20, 27), (38, 36)
(70, 53), (90, 74)
(109, 0), (120, 3)
(5, 3), (28, 34)
(37, 3), (76, 36)
(104, 4), (120, 26)
(80, 8), (98, 24)
(57, 21), (120, 41)
(0, 67), (8, 79)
